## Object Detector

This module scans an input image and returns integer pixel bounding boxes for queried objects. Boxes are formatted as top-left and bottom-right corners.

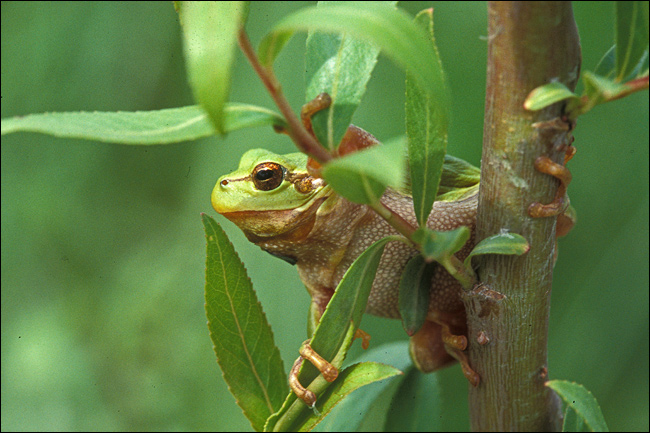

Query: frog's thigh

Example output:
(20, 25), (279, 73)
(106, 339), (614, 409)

(408, 320), (456, 372)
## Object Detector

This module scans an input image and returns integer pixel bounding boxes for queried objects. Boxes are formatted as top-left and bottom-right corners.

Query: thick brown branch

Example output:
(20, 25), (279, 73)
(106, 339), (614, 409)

(466, 2), (581, 431)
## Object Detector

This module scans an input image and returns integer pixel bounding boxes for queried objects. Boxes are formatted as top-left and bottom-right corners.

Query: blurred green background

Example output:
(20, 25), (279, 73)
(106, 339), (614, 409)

(2, 2), (647, 431)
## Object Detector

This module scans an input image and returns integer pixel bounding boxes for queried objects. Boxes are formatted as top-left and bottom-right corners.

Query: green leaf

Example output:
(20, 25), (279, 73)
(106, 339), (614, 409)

(546, 380), (609, 432)
(315, 341), (413, 432)
(436, 154), (481, 202)
(398, 255), (435, 336)
(615, 1), (649, 81)
(202, 214), (287, 432)
(594, 45), (618, 78)
(180, 1), (247, 134)
(384, 367), (443, 432)
(406, 8), (448, 227)
(321, 136), (406, 204)
(285, 361), (402, 432)
(1, 104), (286, 144)
(413, 226), (470, 263)
(524, 82), (580, 111)
(258, 3), (449, 126)
(267, 236), (396, 431)
(582, 71), (630, 111)
(464, 233), (530, 270)
(305, 236), (395, 385)
(305, 1), (394, 150)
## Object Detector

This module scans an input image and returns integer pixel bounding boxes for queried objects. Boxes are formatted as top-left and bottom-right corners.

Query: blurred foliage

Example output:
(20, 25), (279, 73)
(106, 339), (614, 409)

(1, 2), (647, 431)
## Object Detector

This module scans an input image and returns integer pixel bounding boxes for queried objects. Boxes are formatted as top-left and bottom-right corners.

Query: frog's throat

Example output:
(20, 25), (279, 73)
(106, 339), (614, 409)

(220, 196), (328, 243)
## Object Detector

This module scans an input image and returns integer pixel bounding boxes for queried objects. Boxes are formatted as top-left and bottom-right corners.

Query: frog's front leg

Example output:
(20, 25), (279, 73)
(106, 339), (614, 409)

(289, 298), (372, 406)
(289, 339), (339, 407)
(288, 300), (334, 406)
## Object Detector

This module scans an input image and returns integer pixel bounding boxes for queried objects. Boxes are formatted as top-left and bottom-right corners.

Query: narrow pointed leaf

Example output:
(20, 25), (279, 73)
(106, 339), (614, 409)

(384, 366), (443, 432)
(315, 341), (413, 432)
(594, 45), (617, 78)
(406, 8), (448, 226)
(436, 154), (481, 201)
(399, 254), (435, 336)
(180, 1), (247, 134)
(464, 233), (530, 269)
(285, 362), (402, 432)
(305, 236), (396, 384)
(305, 1), (395, 149)
(546, 380), (609, 432)
(524, 82), (580, 111)
(267, 236), (396, 431)
(202, 214), (287, 432)
(258, 3), (449, 126)
(615, 1), (649, 81)
(322, 136), (406, 204)
(1, 104), (286, 144)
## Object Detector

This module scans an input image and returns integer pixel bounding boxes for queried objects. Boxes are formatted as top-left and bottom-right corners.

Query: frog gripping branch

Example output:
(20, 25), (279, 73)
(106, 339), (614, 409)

(206, 2), (644, 429)
(4, 2), (646, 432)
(211, 94), (485, 395)
(210, 2), (578, 424)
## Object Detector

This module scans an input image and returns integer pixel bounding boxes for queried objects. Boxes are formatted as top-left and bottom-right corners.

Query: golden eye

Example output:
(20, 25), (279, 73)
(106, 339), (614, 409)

(252, 162), (285, 191)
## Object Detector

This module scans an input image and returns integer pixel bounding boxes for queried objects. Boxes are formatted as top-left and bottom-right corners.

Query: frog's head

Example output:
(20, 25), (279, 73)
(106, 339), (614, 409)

(212, 149), (331, 241)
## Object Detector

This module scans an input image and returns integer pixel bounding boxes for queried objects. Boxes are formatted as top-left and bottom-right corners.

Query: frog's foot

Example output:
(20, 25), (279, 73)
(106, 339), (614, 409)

(528, 145), (575, 219)
(355, 328), (371, 350)
(438, 320), (480, 387)
(409, 320), (479, 386)
(288, 328), (371, 406)
(409, 314), (481, 386)
(301, 93), (332, 137)
(288, 339), (338, 407)
(272, 92), (333, 137)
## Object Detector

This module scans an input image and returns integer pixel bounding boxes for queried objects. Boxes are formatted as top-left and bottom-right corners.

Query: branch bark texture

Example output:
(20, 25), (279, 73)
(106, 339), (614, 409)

(465, 2), (581, 431)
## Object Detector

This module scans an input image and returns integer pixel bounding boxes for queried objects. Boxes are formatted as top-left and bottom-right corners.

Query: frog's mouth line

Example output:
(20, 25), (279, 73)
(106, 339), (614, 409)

(220, 197), (328, 243)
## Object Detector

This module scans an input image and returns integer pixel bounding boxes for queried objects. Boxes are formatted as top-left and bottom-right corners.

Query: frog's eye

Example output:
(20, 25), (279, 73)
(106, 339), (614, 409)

(252, 162), (285, 191)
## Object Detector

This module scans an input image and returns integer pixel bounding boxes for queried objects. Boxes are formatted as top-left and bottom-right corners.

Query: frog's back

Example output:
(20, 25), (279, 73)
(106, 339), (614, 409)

(333, 189), (478, 319)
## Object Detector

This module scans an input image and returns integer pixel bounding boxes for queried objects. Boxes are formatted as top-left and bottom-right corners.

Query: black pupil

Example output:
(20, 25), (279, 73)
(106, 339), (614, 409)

(256, 169), (274, 181)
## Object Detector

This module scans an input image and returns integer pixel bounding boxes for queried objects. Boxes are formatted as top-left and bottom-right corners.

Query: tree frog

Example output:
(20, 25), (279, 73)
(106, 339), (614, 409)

(211, 94), (574, 404)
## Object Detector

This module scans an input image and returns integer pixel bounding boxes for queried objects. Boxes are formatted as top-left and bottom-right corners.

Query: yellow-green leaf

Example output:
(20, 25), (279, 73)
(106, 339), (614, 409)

(464, 233), (529, 270)
(547, 380), (609, 432)
(322, 136), (406, 204)
(180, 2), (246, 134)
(1, 104), (286, 144)
(305, 1), (394, 150)
(259, 3), (449, 127)
(266, 236), (396, 431)
(524, 82), (580, 111)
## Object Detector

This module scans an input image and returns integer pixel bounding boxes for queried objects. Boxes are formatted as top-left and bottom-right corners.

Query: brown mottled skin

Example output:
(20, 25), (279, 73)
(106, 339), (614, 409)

(258, 188), (478, 321)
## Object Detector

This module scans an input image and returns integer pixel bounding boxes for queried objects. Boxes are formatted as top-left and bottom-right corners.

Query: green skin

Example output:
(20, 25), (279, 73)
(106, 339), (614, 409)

(212, 149), (323, 214)
(212, 148), (483, 374)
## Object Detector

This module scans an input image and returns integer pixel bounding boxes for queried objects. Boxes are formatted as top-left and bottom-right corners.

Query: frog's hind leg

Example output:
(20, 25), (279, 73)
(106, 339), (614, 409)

(409, 316), (480, 387)
(437, 319), (480, 387)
